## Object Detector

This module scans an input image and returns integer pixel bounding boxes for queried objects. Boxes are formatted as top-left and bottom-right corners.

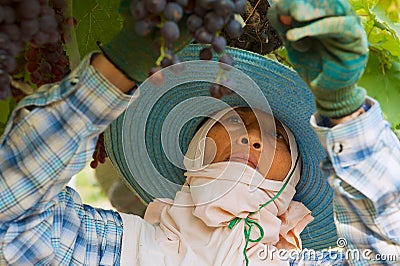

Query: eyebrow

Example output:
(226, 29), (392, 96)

(235, 107), (252, 114)
(273, 118), (290, 147)
(237, 109), (289, 138)
(235, 108), (282, 130)
(274, 118), (284, 129)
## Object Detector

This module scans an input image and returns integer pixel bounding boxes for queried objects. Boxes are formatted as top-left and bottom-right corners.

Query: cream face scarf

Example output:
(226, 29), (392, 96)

(143, 108), (314, 265)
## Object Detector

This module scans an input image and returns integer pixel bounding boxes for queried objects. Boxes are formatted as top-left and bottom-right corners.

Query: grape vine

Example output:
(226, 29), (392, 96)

(348, 0), (400, 131)
(0, 0), (74, 100)
(130, 0), (246, 98)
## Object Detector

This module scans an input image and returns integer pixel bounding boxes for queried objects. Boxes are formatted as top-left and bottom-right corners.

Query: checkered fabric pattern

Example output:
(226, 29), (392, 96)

(0, 53), (131, 265)
(312, 97), (400, 265)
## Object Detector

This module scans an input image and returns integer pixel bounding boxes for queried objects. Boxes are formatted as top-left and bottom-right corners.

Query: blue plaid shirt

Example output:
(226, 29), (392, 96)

(311, 98), (400, 265)
(0, 54), (132, 265)
(0, 54), (399, 265)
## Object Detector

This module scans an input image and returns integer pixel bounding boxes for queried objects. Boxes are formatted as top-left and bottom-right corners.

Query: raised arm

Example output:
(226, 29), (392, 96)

(0, 52), (133, 264)
(0, 53), (133, 223)
(0, 0), (192, 263)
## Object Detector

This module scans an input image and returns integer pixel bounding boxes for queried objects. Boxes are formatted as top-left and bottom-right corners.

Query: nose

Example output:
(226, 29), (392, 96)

(239, 129), (262, 150)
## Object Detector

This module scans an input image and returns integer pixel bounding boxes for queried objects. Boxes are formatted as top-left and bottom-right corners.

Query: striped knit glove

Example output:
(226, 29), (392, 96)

(268, 0), (369, 118)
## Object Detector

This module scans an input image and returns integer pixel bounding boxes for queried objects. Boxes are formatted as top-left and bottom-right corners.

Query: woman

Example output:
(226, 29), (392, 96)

(103, 44), (346, 265)
(0, 0), (399, 265)
(109, 102), (320, 265)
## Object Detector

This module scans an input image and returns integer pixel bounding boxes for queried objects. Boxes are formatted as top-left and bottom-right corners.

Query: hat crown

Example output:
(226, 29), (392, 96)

(105, 44), (337, 250)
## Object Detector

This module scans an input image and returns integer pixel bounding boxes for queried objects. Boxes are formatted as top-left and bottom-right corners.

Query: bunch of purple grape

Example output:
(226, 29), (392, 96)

(90, 132), (106, 169)
(52, 0), (76, 44)
(0, 0), (66, 100)
(24, 41), (69, 87)
(130, 0), (246, 98)
(22, 0), (74, 88)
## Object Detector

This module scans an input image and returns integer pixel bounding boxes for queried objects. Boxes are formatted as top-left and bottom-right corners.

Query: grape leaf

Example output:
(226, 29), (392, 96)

(0, 123), (5, 136)
(367, 21), (400, 57)
(349, 0), (400, 134)
(0, 97), (16, 136)
(349, 0), (379, 13)
(350, 0), (400, 60)
(0, 99), (10, 124)
(358, 53), (400, 128)
(70, 0), (122, 59)
(372, 3), (400, 45)
(379, 0), (400, 22)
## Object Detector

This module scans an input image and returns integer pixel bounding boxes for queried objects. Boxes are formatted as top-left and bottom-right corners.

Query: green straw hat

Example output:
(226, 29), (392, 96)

(105, 44), (338, 250)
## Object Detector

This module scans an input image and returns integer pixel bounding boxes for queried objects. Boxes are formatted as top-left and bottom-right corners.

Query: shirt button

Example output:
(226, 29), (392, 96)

(70, 77), (79, 85)
(332, 143), (343, 154)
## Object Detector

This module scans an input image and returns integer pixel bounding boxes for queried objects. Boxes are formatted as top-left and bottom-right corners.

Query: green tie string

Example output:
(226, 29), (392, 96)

(228, 152), (300, 266)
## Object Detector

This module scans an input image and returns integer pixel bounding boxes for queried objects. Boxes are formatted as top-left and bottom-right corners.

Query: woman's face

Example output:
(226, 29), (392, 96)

(204, 107), (292, 181)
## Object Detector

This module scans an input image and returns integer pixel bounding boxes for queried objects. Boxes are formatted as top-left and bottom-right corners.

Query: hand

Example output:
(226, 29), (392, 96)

(268, 0), (369, 118)
(100, 0), (192, 83)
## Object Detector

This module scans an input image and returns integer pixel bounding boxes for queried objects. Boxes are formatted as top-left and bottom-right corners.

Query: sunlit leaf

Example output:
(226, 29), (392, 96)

(349, 0), (379, 14)
(369, 26), (400, 56)
(358, 53), (400, 127)
(351, 0), (400, 61)
(379, 0), (400, 22)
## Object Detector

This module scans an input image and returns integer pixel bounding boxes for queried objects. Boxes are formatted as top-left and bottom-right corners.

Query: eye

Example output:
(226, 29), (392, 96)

(275, 129), (290, 148)
(226, 115), (243, 124)
(266, 131), (284, 139)
(264, 129), (286, 142)
(275, 132), (285, 140)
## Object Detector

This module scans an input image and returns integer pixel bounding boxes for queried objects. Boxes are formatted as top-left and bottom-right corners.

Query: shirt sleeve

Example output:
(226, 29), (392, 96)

(0, 53), (135, 265)
(311, 97), (400, 264)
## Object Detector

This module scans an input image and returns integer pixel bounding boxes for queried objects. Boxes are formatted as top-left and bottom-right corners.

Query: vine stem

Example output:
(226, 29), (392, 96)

(215, 63), (227, 83)
(272, 51), (293, 68)
(156, 37), (167, 66)
(244, 0), (262, 24)
(155, 18), (168, 67)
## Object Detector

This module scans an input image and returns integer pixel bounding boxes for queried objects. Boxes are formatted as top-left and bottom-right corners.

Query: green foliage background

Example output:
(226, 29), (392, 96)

(350, 0), (400, 136)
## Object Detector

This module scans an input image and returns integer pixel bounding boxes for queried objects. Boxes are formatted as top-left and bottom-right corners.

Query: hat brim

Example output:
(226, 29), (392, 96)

(105, 44), (337, 250)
